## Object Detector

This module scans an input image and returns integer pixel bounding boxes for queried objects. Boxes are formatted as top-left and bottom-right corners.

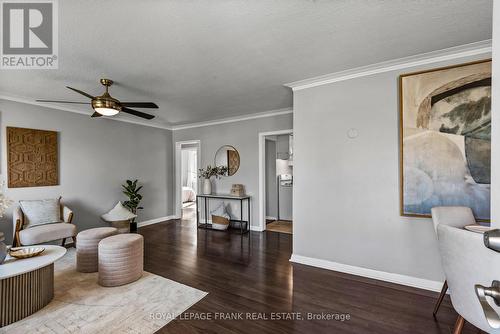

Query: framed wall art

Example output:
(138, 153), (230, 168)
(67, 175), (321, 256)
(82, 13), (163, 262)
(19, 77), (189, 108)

(399, 59), (491, 221)
(7, 127), (59, 188)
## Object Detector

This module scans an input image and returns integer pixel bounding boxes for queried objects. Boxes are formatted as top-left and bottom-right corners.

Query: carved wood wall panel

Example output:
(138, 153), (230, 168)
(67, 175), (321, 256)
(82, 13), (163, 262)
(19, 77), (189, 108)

(7, 127), (59, 188)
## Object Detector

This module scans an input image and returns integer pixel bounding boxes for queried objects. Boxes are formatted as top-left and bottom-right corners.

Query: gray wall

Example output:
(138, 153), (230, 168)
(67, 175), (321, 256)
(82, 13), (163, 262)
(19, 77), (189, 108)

(293, 54), (490, 282)
(0, 100), (174, 244)
(265, 139), (277, 218)
(173, 113), (293, 228)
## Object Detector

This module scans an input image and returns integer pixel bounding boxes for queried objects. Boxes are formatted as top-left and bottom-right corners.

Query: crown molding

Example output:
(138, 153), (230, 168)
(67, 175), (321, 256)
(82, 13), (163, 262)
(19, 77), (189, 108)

(0, 93), (174, 130)
(3, 40), (488, 129)
(0, 92), (293, 131)
(171, 107), (293, 131)
(285, 40), (492, 91)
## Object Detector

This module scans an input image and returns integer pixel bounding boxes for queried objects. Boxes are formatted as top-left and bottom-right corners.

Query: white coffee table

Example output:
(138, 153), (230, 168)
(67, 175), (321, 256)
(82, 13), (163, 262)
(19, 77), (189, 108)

(0, 245), (66, 327)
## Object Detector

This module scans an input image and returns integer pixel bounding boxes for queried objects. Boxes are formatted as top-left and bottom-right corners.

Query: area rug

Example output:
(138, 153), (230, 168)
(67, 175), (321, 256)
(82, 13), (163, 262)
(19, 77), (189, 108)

(1, 249), (207, 333)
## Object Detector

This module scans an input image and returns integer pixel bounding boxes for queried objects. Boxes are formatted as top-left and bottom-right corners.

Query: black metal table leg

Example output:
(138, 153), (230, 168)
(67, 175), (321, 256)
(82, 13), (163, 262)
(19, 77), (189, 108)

(247, 198), (250, 233)
(205, 197), (208, 226)
(248, 198), (251, 250)
(240, 199), (243, 235)
(196, 196), (199, 227)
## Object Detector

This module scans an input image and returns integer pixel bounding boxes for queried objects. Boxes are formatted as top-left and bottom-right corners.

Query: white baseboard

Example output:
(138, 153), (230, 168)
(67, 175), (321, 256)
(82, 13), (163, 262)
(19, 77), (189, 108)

(290, 254), (443, 292)
(266, 216), (277, 221)
(137, 215), (179, 228)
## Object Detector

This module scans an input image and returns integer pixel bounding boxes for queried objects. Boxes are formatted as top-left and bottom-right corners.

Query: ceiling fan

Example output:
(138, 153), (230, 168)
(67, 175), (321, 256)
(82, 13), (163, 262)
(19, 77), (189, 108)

(37, 79), (157, 120)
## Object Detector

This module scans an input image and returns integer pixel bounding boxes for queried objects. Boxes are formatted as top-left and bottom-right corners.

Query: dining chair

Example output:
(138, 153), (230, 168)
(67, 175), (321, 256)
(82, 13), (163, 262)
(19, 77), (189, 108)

(437, 224), (500, 333)
(430, 206), (476, 316)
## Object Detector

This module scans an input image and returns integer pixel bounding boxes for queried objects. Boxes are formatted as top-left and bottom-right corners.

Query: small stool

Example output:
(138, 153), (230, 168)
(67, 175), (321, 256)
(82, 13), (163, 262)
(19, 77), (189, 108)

(76, 227), (118, 273)
(98, 234), (143, 287)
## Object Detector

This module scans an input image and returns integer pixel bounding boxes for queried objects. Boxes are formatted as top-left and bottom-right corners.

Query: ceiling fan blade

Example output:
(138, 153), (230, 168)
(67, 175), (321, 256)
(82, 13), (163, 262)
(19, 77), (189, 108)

(91, 112), (102, 118)
(66, 86), (94, 99)
(121, 102), (159, 109)
(36, 99), (90, 104)
(121, 107), (155, 120)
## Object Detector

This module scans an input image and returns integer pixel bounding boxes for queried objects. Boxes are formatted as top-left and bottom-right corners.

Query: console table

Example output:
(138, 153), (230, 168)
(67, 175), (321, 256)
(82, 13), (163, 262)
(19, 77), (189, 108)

(196, 194), (251, 234)
(0, 245), (66, 327)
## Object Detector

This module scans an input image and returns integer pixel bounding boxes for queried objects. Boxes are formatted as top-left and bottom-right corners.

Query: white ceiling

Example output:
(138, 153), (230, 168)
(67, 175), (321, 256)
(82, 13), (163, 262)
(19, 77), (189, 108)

(0, 0), (493, 128)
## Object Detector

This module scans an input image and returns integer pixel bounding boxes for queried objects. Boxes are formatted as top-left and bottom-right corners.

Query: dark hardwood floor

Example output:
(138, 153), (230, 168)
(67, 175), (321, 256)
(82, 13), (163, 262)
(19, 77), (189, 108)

(139, 209), (479, 334)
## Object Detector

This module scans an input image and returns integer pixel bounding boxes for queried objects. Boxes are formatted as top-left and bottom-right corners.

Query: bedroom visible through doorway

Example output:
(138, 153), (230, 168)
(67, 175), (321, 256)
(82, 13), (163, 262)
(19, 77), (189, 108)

(180, 142), (199, 220)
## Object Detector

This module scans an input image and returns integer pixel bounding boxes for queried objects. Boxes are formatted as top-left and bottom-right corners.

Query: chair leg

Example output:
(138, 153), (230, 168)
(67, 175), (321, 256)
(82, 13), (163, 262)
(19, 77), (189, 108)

(433, 280), (448, 316)
(72, 236), (76, 247)
(452, 315), (465, 334)
(61, 238), (66, 247)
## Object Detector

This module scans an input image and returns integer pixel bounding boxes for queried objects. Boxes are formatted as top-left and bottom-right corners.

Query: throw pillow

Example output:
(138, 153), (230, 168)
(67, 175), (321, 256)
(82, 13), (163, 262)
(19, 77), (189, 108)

(210, 202), (230, 219)
(101, 202), (137, 222)
(20, 198), (61, 228)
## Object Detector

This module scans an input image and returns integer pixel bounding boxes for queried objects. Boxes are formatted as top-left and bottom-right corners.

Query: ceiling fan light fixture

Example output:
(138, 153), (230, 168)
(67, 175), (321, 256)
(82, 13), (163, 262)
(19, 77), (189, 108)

(94, 107), (120, 116)
(91, 93), (121, 116)
(38, 78), (157, 120)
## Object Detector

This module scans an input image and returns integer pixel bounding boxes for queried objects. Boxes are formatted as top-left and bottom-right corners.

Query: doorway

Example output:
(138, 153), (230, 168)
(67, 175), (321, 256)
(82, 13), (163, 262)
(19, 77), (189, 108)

(258, 129), (293, 233)
(175, 140), (201, 220)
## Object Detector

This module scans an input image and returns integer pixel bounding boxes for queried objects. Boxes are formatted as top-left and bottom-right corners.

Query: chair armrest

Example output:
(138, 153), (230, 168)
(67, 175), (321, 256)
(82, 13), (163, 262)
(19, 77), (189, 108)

(12, 206), (23, 246)
(62, 206), (74, 223)
(13, 206), (22, 230)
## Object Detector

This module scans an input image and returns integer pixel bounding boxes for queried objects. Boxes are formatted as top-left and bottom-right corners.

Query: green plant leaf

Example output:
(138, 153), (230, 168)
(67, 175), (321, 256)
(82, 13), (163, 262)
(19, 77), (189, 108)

(122, 179), (143, 214)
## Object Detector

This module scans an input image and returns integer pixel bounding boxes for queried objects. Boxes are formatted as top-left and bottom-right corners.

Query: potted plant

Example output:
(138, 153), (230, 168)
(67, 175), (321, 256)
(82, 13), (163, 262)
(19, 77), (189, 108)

(198, 165), (228, 195)
(122, 179), (143, 232)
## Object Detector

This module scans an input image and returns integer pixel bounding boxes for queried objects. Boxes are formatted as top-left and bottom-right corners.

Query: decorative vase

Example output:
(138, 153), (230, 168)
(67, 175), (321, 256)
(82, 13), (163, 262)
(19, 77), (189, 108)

(203, 178), (212, 195)
(129, 220), (138, 233)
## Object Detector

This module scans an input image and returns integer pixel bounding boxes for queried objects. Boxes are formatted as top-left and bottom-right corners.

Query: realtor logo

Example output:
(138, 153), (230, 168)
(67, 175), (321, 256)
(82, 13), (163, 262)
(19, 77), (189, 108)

(1, 0), (58, 69)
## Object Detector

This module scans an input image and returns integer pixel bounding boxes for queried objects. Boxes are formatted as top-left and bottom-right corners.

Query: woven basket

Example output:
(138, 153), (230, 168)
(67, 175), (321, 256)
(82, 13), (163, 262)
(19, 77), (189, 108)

(211, 215), (230, 230)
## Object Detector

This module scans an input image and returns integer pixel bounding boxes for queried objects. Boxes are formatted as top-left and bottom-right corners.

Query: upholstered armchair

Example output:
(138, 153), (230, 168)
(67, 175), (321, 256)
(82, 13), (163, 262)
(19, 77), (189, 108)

(12, 201), (76, 247)
(430, 206), (476, 316)
(437, 224), (500, 333)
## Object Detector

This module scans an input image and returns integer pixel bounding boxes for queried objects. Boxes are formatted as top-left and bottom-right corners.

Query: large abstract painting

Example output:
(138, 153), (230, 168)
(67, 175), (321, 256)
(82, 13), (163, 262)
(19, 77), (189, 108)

(7, 127), (59, 188)
(399, 60), (491, 220)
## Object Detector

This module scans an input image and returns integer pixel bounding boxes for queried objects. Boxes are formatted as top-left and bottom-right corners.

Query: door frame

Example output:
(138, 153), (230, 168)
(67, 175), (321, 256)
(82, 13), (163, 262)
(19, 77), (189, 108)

(174, 140), (201, 218)
(258, 129), (293, 231)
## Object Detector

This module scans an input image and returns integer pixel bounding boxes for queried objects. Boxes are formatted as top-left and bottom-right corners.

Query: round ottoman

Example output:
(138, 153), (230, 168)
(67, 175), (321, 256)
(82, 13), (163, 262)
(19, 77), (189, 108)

(98, 234), (143, 287)
(76, 227), (118, 273)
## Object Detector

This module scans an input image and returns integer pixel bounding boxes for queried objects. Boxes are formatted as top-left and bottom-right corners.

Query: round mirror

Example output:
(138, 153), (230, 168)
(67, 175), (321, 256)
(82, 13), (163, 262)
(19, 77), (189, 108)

(214, 145), (240, 176)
